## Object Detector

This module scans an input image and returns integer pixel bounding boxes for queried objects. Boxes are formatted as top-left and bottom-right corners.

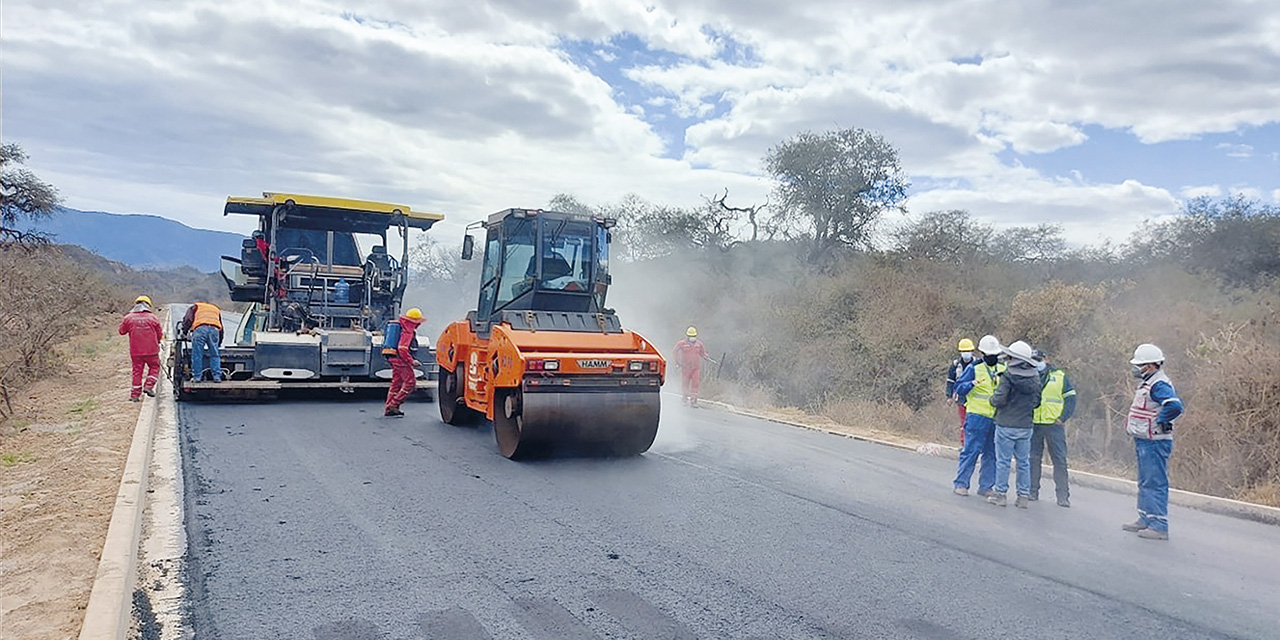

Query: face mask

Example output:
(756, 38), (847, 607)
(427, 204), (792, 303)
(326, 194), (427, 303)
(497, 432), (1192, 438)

(983, 353), (999, 366)
(1035, 362), (1047, 373)
(1131, 365), (1146, 379)
(960, 352), (974, 362)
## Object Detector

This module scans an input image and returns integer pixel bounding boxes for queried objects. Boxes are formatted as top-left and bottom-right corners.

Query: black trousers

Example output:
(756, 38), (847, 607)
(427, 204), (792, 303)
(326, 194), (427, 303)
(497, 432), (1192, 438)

(1031, 424), (1070, 499)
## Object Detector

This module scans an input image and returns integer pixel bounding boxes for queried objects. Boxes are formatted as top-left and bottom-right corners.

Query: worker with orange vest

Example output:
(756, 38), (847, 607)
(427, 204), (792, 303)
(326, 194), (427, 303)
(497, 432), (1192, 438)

(673, 326), (716, 407)
(181, 301), (224, 382)
(119, 295), (163, 401)
(383, 308), (425, 417)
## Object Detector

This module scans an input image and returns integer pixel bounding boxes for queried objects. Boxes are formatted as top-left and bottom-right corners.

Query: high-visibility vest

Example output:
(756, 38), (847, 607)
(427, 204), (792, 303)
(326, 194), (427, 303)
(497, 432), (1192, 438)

(192, 303), (223, 331)
(1033, 369), (1069, 425)
(1127, 369), (1174, 440)
(966, 362), (1005, 418)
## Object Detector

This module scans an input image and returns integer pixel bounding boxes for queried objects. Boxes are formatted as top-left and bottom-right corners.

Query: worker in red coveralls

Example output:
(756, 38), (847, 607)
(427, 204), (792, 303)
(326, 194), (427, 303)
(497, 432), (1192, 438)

(383, 307), (425, 417)
(118, 295), (163, 402)
(673, 326), (716, 407)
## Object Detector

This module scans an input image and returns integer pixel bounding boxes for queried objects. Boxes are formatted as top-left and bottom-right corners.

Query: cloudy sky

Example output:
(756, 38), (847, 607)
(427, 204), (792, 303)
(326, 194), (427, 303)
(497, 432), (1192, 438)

(5, 0), (1278, 245)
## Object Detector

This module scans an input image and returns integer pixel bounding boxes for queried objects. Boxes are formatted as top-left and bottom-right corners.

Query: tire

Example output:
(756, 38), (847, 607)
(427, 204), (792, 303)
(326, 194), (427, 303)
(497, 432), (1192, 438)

(438, 366), (480, 426)
(171, 342), (193, 402)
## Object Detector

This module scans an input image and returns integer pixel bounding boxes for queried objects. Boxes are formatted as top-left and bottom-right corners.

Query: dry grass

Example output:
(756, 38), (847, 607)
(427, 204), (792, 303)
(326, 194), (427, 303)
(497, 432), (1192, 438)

(0, 316), (141, 639)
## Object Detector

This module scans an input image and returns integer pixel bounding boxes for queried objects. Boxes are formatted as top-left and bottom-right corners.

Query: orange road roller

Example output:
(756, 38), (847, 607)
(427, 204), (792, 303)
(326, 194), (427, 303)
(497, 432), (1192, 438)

(435, 207), (665, 458)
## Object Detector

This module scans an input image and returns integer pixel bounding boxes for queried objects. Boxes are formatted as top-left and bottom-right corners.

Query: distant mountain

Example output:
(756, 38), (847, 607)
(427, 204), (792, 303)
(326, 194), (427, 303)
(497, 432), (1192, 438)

(27, 207), (244, 271)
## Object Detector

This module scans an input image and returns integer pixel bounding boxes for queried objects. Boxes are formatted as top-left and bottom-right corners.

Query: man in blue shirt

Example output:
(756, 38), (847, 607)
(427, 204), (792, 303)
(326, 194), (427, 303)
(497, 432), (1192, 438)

(1121, 343), (1184, 540)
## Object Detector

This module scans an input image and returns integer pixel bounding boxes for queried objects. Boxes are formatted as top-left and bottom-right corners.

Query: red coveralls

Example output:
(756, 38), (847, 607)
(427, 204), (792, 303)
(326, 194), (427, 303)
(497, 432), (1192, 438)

(672, 338), (708, 406)
(119, 309), (163, 399)
(384, 315), (423, 412)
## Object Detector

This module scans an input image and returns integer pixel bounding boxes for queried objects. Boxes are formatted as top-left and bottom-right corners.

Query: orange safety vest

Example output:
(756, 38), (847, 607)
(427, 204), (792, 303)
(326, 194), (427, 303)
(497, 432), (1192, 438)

(192, 303), (223, 331)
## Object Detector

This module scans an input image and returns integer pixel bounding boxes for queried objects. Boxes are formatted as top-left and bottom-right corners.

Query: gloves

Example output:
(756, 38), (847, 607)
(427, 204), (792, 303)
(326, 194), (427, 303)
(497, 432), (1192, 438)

(1156, 421), (1174, 434)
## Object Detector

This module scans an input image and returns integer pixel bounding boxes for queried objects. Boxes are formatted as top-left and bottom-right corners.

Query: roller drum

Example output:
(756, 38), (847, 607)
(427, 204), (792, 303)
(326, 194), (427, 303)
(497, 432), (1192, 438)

(494, 389), (661, 459)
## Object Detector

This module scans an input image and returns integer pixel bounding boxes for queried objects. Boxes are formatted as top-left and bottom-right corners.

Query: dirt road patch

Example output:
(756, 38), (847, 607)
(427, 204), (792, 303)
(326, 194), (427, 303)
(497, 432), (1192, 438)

(1, 315), (143, 640)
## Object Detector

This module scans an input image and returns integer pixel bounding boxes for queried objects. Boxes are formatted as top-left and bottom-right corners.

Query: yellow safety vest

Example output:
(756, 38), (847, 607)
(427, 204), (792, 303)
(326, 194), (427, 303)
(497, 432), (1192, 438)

(965, 362), (1004, 418)
(1034, 369), (1070, 425)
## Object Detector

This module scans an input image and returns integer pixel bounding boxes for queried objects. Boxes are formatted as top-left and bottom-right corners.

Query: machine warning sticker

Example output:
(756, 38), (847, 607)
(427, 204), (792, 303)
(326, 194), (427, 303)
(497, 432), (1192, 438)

(577, 359), (611, 369)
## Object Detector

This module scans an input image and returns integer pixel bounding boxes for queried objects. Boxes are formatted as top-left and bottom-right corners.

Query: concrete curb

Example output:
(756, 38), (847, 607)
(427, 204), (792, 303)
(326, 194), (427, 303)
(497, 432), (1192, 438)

(78, 385), (159, 640)
(690, 396), (1280, 527)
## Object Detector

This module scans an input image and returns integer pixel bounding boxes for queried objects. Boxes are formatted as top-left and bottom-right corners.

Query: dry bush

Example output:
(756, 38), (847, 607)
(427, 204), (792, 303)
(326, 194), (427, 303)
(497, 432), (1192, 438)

(1171, 323), (1280, 502)
(824, 397), (943, 440)
(0, 246), (125, 418)
(1002, 281), (1107, 353)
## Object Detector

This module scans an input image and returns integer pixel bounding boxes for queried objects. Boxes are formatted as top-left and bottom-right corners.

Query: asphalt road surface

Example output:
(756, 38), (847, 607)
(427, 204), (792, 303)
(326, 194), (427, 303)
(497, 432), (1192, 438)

(178, 395), (1280, 640)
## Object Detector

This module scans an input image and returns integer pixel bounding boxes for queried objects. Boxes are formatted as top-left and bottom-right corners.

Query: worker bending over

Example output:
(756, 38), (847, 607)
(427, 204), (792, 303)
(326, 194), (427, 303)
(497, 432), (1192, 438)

(181, 301), (223, 382)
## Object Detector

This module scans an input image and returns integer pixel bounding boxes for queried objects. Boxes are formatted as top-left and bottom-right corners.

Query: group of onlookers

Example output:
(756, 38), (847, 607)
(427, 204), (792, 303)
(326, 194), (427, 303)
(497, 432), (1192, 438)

(946, 336), (1182, 540)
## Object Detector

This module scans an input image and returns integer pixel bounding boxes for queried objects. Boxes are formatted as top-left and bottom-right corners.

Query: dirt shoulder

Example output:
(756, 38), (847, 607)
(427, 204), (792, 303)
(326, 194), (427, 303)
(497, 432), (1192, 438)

(1, 314), (145, 640)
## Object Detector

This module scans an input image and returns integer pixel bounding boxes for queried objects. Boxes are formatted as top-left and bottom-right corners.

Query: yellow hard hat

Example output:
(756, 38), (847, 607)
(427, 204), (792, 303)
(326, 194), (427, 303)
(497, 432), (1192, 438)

(405, 308), (424, 320)
(957, 338), (975, 352)
(135, 295), (152, 306)
(686, 326), (698, 337)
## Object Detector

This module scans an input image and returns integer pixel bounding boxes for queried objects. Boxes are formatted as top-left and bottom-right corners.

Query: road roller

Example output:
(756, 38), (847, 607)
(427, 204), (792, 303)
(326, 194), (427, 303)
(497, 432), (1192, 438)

(435, 207), (666, 459)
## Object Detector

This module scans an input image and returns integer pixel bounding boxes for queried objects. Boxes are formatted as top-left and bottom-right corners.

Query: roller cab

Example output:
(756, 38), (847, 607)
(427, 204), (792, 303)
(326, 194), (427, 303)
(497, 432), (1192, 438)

(436, 208), (665, 458)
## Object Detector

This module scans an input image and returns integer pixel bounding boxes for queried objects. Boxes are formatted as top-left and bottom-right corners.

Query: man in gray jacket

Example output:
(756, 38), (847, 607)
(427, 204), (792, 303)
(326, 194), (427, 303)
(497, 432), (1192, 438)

(988, 340), (1042, 508)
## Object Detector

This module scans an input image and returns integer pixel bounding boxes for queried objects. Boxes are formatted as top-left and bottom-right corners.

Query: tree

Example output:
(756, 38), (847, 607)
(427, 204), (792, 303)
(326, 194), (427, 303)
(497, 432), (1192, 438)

(764, 128), (908, 262)
(989, 223), (1066, 263)
(1127, 194), (1280, 285)
(547, 193), (744, 262)
(889, 209), (992, 263)
(707, 188), (770, 242)
(1, 143), (62, 244)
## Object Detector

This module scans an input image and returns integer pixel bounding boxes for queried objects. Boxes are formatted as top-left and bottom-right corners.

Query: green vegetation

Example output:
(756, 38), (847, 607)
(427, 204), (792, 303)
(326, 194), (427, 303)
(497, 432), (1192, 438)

(68, 398), (97, 417)
(2, 450), (37, 467)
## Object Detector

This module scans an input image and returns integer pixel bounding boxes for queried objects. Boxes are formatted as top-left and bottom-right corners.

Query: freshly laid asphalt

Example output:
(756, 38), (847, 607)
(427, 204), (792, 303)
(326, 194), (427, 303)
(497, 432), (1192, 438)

(178, 394), (1280, 640)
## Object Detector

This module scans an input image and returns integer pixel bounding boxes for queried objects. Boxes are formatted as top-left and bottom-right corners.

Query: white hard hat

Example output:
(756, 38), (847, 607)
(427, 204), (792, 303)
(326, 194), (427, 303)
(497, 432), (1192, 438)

(1130, 343), (1165, 365)
(977, 335), (1002, 355)
(1003, 340), (1035, 363)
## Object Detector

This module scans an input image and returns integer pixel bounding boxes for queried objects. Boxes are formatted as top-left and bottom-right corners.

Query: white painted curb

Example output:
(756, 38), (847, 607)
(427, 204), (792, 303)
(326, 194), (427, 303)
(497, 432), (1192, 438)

(78, 382), (159, 639)
(78, 307), (177, 640)
(689, 395), (1280, 526)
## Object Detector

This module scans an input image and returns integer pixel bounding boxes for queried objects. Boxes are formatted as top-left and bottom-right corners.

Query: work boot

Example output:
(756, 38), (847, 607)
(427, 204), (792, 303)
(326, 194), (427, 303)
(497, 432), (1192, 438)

(953, 487), (969, 497)
(129, 396), (142, 403)
(1015, 495), (1029, 509)
(1137, 528), (1169, 541)
(384, 407), (404, 417)
(1027, 494), (1039, 501)
(977, 489), (994, 498)
(1057, 497), (1071, 508)
(143, 387), (156, 397)
(1121, 520), (1146, 532)
(987, 493), (1007, 507)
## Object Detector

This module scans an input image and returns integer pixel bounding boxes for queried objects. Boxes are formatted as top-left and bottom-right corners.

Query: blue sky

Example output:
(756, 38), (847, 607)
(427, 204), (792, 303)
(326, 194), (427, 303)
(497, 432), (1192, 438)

(4, 0), (1278, 246)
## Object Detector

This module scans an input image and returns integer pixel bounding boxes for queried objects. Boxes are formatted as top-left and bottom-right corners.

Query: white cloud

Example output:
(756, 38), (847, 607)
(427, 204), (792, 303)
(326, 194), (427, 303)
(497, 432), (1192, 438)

(1180, 185), (1223, 200)
(910, 176), (1180, 247)
(1230, 186), (1264, 200)
(4, 0), (1279, 246)
(1216, 143), (1255, 158)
